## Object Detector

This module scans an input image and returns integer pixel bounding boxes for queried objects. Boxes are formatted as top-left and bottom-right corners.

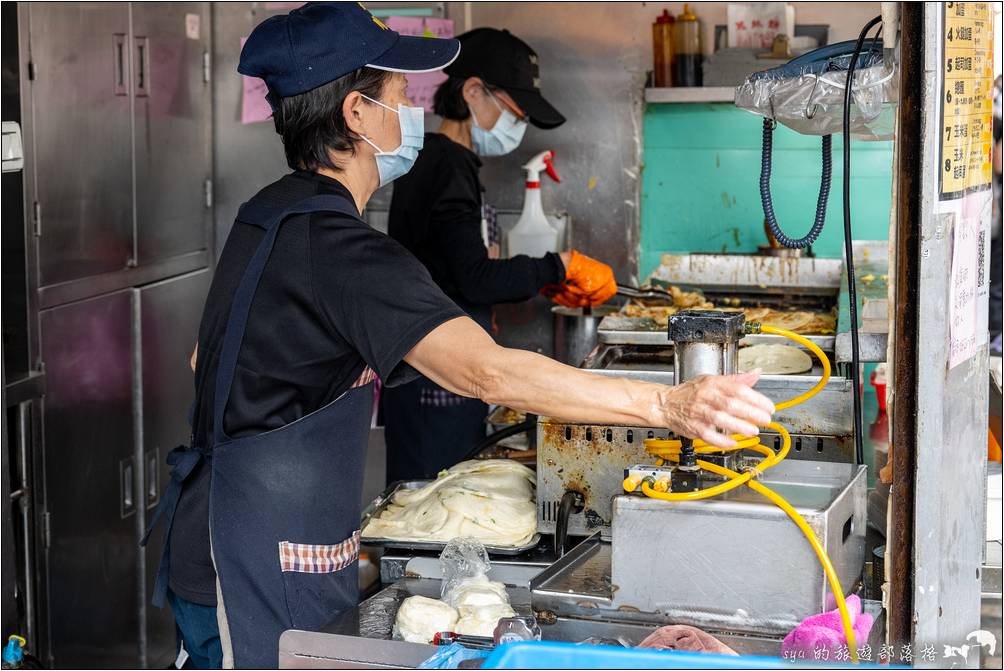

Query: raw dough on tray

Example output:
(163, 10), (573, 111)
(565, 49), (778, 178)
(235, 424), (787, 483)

(394, 595), (459, 644)
(362, 460), (537, 547)
(738, 343), (813, 375)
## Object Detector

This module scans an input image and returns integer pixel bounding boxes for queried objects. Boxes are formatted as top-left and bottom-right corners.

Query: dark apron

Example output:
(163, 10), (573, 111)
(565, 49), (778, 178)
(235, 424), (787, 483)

(144, 194), (372, 668)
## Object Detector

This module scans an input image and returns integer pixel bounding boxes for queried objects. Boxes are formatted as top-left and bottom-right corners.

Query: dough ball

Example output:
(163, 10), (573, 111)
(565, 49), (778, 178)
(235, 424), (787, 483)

(394, 595), (458, 644)
(454, 603), (516, 637)
(738, 344), (813, 375)
(449, 578), (509, 610)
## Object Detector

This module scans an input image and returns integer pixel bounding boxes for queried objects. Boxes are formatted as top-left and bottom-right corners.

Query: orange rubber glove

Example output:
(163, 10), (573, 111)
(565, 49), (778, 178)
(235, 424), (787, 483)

(541, 251), (617, 307)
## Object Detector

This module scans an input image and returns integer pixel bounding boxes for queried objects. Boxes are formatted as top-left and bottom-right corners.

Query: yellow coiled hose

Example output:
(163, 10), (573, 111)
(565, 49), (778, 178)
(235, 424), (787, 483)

(628, 324), (859, 662)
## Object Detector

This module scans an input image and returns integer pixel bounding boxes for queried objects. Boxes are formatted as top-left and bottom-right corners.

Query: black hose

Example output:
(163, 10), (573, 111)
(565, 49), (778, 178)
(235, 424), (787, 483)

(460, 418), (536, 463)
(760, 120), (833, 248)
(554, 490), (584, 557)
(843, 15), (883, 466)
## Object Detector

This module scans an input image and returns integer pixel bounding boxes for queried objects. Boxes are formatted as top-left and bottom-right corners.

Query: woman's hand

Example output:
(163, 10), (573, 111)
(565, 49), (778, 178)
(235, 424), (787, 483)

(651, 371), (775, 448)
(406, 318), (776, 445)
(542, 250), (617, 307)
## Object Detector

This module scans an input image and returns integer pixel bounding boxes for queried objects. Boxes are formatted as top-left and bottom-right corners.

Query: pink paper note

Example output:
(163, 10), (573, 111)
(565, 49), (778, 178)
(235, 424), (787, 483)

(385, 16), (454, 112)
(240, 37), (273, 124)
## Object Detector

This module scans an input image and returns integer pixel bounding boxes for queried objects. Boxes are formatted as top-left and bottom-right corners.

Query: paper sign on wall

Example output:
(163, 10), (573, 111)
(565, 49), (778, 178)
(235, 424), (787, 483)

(727, 3), (794, 49)
(941, 2), (994, 370)
(240, 37), (273, 124)
(385, 16), (454, 112)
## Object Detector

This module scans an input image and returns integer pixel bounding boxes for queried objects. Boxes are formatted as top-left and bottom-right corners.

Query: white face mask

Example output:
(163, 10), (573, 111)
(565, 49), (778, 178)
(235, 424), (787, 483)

(359, 94), (425, 187)
(470, 88), (527, 157)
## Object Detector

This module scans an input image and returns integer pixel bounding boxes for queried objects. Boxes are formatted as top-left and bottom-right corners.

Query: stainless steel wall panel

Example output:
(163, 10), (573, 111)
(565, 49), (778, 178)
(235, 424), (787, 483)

(39, 290), (138, 667)
(135, 269), (211, 668)
(132, 2), (213, 266)
(27, 4), (133, 287)
(906, 4), (988, 657)
(210, 2), (287, 255)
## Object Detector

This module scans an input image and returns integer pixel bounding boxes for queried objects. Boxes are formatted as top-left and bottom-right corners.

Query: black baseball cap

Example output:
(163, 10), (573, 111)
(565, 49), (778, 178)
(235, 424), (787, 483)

(444, 28), (565, 130)
(239, 2), (461, 98)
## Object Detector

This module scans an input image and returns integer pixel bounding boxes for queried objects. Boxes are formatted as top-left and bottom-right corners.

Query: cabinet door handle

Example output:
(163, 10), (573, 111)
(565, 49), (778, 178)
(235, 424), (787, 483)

(135, 36), (150, 97)
(120, 457), (136, 518)
(145, 451), (159, 508)
(113, 34), (127, 96)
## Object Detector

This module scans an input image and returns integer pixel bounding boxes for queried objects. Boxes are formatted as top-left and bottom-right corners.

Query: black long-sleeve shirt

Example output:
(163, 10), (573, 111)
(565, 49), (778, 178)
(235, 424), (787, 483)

(389, 133), (564, 330)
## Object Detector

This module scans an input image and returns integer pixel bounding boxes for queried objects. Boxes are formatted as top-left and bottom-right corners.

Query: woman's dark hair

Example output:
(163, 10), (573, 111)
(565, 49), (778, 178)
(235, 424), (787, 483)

(432, 76), (471, 121)
(271, 67), (392, 172)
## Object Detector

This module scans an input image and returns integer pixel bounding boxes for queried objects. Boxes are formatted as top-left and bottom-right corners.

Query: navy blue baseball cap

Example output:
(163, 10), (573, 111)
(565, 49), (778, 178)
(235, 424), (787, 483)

(239, 2), (461, 98)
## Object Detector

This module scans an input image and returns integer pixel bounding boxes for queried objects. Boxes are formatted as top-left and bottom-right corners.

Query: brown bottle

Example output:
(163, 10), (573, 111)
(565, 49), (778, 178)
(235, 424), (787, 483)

(673, 3), (703, 87)
(652, 9), (674, 88)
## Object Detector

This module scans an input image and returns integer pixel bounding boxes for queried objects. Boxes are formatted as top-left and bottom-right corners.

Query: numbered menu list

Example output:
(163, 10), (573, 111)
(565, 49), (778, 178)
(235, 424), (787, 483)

(940, 2), (994, 199)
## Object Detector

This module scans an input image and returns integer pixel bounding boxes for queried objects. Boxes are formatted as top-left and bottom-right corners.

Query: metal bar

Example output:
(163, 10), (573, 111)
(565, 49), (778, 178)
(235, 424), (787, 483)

(38, 250), (209, 309)
(17, 402), (37, 645)
(888, 1), (922, 649)
(131, 289), (147, 668)
(127, 5), (138, 270)
(4, 371), (45, 407)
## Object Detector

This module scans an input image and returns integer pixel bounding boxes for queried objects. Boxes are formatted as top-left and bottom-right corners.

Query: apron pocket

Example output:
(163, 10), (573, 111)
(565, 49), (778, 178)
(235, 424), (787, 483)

(279, 532), (360, 630)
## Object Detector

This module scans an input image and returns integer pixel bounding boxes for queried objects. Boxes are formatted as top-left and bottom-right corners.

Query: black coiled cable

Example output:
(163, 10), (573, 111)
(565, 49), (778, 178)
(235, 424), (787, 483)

(760, 119), (833, 248)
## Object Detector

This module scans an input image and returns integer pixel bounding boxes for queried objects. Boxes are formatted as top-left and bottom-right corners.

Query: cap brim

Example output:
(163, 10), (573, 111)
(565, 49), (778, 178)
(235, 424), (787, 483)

(367, 35), (461, 74)
(504, 87), (566, 129)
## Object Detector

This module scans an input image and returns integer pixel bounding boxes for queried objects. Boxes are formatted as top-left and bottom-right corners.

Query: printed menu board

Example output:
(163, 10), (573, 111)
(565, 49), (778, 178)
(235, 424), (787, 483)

(939, 2), (994, 200)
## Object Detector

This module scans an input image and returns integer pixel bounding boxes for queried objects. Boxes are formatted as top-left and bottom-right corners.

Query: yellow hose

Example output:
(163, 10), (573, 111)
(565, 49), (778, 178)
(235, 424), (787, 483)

(759, 324), (831, 410)
(633, 324), (858, 662)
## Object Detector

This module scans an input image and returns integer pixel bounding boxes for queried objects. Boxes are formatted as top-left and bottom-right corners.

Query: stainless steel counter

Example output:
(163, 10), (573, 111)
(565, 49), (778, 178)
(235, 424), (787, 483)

(277, 574), (797, 668)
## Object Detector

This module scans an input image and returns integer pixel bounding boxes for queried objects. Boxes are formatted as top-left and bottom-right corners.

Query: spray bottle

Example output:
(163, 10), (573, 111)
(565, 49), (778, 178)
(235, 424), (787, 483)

(507, 150), (561, 258)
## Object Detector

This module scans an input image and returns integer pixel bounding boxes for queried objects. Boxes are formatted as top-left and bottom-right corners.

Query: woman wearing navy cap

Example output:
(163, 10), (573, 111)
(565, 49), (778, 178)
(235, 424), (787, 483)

(146, 3), (775, 668)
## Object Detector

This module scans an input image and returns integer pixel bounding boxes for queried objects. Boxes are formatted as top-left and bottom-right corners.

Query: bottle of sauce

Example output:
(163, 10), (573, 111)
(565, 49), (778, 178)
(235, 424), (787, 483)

(672, 4), (703, 87)
(652, 9), (674, 88)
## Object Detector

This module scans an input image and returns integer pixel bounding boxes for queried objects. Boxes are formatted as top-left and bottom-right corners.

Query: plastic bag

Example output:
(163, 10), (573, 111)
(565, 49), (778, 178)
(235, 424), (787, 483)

(439, 537), (492, 604)
(734, 41), (898, 140)
(417, 643), (489, 669)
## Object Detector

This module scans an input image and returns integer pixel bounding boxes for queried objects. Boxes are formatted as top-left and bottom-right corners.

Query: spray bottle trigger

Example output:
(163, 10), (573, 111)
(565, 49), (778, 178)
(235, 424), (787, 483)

(543, 153), (561, 183)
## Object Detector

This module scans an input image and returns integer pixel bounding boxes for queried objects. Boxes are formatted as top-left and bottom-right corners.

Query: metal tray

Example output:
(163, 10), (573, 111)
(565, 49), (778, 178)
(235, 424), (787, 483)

(597, 314), (835, 351)
(486, 405), (526, 429)
(360, 480), (542, 556)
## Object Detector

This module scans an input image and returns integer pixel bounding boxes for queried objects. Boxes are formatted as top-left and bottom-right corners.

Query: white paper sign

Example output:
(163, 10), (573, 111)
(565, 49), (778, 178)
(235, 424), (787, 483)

(727, 3), (795, 49)
(947, 194), (991, 369)
(185, 13), (200, 40)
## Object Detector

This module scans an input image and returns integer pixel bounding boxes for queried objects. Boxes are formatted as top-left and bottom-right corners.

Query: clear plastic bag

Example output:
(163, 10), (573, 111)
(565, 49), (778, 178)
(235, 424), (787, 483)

(439, 537), (492, 604)
(735, 49), (898, 140)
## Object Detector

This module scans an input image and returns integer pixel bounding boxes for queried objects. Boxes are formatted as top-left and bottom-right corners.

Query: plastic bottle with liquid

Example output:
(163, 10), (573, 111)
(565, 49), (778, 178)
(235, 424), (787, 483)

(507, 150), (562, 258)
(673, 4), (703, 87)
(1, 637), (24, 670)
(652, 9), (674, 88)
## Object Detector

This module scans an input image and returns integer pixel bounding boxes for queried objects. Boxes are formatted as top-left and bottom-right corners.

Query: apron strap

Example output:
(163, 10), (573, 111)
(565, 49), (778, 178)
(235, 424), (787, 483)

(213, 194), (362, 444)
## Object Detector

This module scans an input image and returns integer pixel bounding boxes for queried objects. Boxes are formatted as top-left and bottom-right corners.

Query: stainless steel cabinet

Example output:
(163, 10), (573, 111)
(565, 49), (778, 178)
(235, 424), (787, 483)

(39, 290), (138, 667)
(24, 2), (211, 291)
(133, 3), (211, 266)
(20, 3), (214, 666)
(135, 269), (210, 668)
(27, 4), (133, 287)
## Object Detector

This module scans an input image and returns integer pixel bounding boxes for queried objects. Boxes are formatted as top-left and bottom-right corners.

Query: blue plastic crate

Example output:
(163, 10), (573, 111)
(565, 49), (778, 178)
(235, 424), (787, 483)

(482, 641), (907, 669)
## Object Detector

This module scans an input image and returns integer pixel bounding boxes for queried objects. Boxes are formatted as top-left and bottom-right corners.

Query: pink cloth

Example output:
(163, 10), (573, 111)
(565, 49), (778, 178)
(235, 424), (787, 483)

(638, 625), (738, 656)
(781, 595), (874, 658)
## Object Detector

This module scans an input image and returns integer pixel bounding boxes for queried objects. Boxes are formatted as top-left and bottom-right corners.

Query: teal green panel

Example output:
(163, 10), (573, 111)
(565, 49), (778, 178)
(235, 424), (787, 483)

(640, 104), (893, 277)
